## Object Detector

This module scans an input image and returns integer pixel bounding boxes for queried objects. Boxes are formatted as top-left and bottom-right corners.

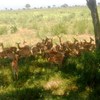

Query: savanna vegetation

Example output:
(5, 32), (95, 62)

(0, 6), (98, 36)
(0, 6), (100, 100)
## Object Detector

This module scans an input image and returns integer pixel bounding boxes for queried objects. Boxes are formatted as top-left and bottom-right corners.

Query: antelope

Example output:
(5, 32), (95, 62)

(16, 48), (32, 58)
(82, 37), (95, 51)
(31, 46), (40, 56)
(44, 49), (65, 69)
(0, 43), (9, 51)
(16, 42), (30, 50)
(48, 53), (64, 69)
(35, 41), (45, 53)
(45, 38), (53, 50)
(11, 54), (19, 80)
(55, 43), (62, 52)
(0, 43), (17, 53)
(73, 38), (79, 43)
(16, 42), (32, 58)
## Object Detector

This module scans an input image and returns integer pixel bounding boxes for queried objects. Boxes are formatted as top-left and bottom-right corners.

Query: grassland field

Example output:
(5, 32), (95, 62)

(0, 6), (100, 100)
(0, 6), (99, 46)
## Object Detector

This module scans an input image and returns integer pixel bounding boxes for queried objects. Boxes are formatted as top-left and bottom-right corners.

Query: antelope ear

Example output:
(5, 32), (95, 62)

(23, 40), (27, 44)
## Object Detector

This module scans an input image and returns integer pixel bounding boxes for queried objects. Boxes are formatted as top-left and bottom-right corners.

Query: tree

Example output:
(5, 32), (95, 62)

(25, 4), (31, 9)
(5, 8), (8, 11)
(53, 5), (56, 8)
(86, 0), (100, 50)
(48, 6), (51, 8)
(10, 8), (13, 11)
(61, 4), (68, 8)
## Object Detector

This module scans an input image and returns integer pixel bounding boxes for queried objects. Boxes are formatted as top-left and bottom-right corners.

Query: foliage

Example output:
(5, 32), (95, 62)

(78, 51), (100, 87)
(25, 4), (31, 9)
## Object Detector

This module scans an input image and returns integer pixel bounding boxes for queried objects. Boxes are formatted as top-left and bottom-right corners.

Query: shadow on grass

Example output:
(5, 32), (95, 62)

(0, 86), (83, 100)
(0, 87), (44, 100)
(0, 52), (100, 100)
(0, 58), (11, 67)
(0, 86), (93, 100)
(61, 57), (79, 77)
(88, 85), (100, 100)
(0, 73), (10, 87)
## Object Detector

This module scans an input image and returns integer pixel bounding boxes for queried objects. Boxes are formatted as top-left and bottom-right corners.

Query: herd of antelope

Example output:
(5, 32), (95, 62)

(0, 36), (95, 80)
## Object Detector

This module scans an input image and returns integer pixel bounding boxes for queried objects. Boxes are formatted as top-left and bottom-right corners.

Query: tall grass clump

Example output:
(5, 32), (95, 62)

(74, 19), (88, 34)
(51, 22), (67, 35)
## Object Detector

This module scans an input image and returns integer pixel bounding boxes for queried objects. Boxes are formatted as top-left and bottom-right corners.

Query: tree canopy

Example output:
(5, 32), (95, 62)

(25, 4), (31, 9)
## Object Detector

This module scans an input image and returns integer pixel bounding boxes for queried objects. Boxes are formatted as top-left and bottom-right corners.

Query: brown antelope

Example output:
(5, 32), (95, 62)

(31, 46), (40, 56)
(0, 43), (17, 53)
(82, 37), (95, 51)
(16, 48), (32, 58)
(45, 49), (65, 69)
(11, 54), (19, 80)
(0, 43), (8, 51)
(16, 42), (30, 50)
(55, 43), (62, 52)
(16, 42), (32, 58)
(45, 38), (53, 50)
(73, 38), (78, 43)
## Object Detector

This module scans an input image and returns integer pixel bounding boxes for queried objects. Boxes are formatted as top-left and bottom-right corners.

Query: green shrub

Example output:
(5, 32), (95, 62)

(78, 51), (100, 87)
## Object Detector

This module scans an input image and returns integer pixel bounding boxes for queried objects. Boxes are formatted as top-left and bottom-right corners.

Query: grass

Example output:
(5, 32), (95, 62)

(0, 51), (100, 100)
(0, 6), (99, 36)
(0, 60), (78, 100)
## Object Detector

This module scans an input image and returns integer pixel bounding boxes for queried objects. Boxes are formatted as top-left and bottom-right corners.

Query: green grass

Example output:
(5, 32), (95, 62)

(0, 6), (100, 36)
(0, 51), (100, 100)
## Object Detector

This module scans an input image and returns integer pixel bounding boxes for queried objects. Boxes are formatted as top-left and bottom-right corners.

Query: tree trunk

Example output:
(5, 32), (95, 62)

(86, 0), (100, 50)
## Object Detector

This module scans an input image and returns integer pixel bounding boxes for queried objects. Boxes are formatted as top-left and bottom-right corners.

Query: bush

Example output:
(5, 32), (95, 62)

(78, 51), (100, 87)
